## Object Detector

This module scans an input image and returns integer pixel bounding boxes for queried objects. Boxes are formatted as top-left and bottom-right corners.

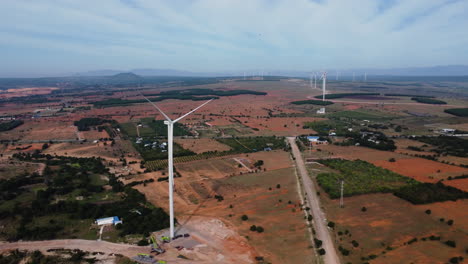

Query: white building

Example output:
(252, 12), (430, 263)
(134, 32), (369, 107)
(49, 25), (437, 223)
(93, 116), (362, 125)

(306, 136), (328, 145)
(317, 108), (326, 114)
(96, 216), (123, 226)
(441, 128), (455, 134)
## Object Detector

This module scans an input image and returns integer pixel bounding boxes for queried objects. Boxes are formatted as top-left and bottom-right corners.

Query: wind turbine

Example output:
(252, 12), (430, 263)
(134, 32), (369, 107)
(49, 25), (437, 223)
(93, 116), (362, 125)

(141, 94), (213, 239)
(314, 72), (317, 89)
(320, 72), (327, 101)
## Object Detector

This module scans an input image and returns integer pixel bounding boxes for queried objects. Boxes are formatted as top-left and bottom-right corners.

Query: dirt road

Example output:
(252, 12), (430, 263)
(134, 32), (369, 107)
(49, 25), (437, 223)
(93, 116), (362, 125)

(0, 239), (144, 257)
(287, 137), (340, 264)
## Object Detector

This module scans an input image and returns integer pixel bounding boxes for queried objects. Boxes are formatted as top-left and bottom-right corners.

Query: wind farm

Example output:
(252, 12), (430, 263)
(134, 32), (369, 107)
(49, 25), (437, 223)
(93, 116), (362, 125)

(1, 1), (468, 264)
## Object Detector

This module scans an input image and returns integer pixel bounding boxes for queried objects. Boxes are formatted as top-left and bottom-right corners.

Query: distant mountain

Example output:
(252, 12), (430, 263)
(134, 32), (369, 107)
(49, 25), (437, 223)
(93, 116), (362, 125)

(75, 69), (123, 76)
(131, 68), (198, 76)
(111, 72), (142, 79)
(72, 65), (468, 78)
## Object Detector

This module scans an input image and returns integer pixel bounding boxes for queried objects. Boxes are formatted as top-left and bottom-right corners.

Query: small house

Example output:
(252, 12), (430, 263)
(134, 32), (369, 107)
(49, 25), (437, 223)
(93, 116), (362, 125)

(96, 216), (123, 226)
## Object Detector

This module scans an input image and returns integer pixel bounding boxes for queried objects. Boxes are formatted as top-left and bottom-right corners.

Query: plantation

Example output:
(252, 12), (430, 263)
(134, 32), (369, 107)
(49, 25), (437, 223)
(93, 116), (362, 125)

(444, 108), (468, 117)
(217, 136), (285, 152)
(152, 88), (267, 97)
(384, 93), (434, 98)
(313, 92), (379, 99)
(304, 120), (352, 137)
(393, 182), (468, 204)
(0, 120), (23, 132)
(328, 110), (395, 121)
(74, 117), (115, 131)
(411, 97), (447, 104)
(412, 136), (468, 157)
(316, 159), (414, 198)
(135, 141), (195, 161)
(290, 100), (334, 105)
(93, 88), (266, 107)
(120, 118), (189, 138)
(144, 136), (285, 170)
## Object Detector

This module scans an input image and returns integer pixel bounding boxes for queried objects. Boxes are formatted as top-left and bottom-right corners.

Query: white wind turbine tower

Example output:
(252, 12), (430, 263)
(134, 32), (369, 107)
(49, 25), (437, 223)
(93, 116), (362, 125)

(314, 72), (317, 89)
(141, 94), (213, 239)
(320, 72), (327, 101)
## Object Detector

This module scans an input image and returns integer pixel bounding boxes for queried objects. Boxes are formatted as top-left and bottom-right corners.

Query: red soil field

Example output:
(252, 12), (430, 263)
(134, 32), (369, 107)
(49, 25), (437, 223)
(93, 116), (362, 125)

(443, 178), (468, 192)
(373, 158), (468, 183)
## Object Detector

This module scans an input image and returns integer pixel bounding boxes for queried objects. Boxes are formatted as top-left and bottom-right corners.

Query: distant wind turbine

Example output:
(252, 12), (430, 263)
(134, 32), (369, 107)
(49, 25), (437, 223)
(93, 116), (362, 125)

(320, 72), (327, 101)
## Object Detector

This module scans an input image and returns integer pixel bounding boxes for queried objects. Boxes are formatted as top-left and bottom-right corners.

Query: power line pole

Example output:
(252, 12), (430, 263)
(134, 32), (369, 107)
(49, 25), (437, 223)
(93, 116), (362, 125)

(340, 180), (344, 208)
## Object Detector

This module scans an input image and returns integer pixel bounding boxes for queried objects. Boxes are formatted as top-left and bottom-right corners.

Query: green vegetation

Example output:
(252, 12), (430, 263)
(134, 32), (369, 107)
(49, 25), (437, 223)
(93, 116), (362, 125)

(217, 136), (285, 152)
(393, 182), (468, 204)
(444, 108), (468, 117)
(384, 93), (434, 98)
(120, 118), (189, 138)
(74, 118), (114, 131)
(411, 97), (447, 104)
(304, 120), (350, 136)
(314, 92), (379, 99)
(154, 88), (266, 97)
(145, 136), (284, 170)
(119, 118), (193, 161)
(317, 159), (414, 198)
(344, 131), (397, 151)
(412, 136), (468, 157)
(1, 153), (169, 241)
(0, 120), (23, 132)
(317, 158), (467, 204)
(93, 88), (266, 107)
(290, 100), (334, 105)
(93, 96), (215, 107)
(328, 110), (395, 121)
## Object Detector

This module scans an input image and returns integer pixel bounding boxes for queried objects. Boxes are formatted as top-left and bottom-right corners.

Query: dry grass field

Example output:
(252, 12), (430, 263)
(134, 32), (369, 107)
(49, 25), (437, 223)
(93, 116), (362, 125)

(175, 138), (232, 154)
(321, 193), (467, 264)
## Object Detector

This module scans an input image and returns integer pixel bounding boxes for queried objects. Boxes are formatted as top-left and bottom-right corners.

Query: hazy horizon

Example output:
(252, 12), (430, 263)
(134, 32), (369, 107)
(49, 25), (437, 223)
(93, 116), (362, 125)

(1, 0), (468, 77)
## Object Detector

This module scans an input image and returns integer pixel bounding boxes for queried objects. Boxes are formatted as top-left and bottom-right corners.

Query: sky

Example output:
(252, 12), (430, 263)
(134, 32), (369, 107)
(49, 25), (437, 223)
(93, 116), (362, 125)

(1, 0), (467, 77)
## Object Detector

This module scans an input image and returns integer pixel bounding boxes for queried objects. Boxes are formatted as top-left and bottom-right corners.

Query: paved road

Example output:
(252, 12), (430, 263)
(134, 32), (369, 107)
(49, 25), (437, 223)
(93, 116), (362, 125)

(288, 137), (340, 264)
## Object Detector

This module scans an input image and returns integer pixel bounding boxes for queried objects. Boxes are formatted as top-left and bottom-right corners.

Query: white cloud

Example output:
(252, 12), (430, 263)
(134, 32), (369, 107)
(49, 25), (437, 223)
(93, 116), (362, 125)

(0, 0), (467, 75)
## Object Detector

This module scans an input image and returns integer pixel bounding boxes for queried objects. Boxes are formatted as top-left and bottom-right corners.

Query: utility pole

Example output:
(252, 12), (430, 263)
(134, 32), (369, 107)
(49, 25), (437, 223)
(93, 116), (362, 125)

(340, 180), (344, 208)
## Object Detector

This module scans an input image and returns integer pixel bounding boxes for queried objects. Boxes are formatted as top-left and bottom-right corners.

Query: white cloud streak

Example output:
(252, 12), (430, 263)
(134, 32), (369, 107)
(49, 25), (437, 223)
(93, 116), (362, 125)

(0, 0), (467, 75)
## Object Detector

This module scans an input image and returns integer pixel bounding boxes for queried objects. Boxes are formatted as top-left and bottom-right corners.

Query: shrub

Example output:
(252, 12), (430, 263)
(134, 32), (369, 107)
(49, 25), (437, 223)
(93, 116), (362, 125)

(250, 225), (257, 231)
(425, 209), (431, 214)
(351, 240), (359, 247)
(137, 239), (149, 246)
(447, 219), (454, 226)
(361, 207), (367, 212)
(327, 221), (335, 228)
(256, 226), (264, 233)
(314, 238), (323, 248)
(276, 184), (281, 189)
(444, 240), (456, 248)
(318, 248), (326, 255)
(389, 158), (396, 162)
(241, 215), (248, 221)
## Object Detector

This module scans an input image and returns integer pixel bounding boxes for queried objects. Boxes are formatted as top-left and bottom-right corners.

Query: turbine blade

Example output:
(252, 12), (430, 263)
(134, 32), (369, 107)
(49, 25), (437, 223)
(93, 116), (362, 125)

(173, 99), (214, 123)
(140, 93), (172, 121)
